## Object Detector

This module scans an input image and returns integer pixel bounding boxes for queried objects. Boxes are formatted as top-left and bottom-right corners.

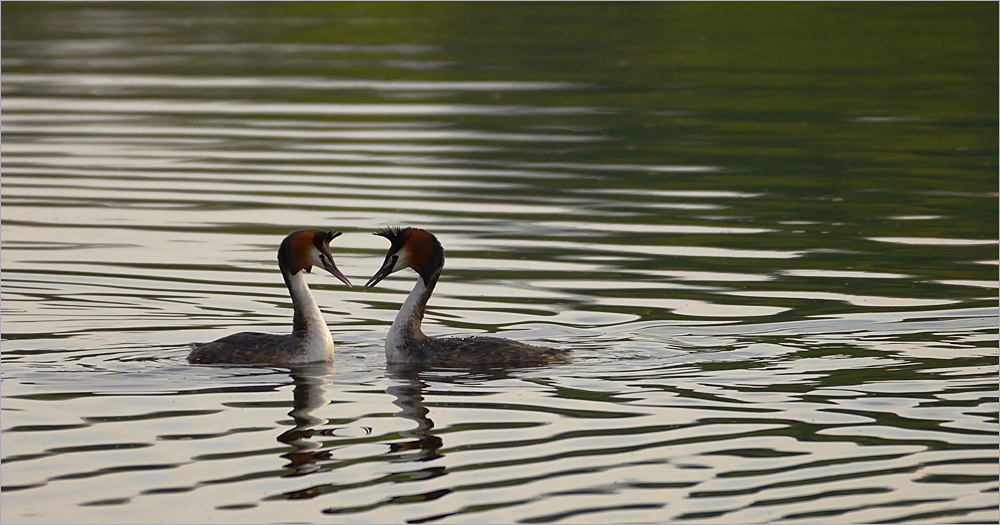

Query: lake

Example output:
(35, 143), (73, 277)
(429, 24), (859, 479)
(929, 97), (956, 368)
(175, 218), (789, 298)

(1, 3), (997, 523)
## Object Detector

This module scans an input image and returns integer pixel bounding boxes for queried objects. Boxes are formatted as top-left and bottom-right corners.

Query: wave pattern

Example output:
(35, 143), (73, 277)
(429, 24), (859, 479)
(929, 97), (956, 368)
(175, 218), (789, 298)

(2, 4), (997, 524)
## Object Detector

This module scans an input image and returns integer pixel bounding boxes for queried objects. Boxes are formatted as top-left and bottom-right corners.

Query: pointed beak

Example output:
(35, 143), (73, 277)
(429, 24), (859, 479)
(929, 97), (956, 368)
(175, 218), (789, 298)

(364, 254), (397, 290)
(321, 254), (352, 287)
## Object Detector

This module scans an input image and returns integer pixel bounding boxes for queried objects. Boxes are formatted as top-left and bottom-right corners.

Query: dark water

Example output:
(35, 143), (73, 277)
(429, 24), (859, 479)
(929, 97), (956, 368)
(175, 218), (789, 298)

(1, 3), (997, 523)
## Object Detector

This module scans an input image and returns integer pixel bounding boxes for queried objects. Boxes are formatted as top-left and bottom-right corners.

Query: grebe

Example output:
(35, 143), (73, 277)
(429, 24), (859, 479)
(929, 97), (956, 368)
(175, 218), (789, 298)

(188, 229), (352, 365)
(364, 226), (570, 366)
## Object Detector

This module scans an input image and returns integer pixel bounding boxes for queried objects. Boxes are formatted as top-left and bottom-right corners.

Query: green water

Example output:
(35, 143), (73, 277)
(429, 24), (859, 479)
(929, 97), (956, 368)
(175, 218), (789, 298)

(2, 3), (997, 523)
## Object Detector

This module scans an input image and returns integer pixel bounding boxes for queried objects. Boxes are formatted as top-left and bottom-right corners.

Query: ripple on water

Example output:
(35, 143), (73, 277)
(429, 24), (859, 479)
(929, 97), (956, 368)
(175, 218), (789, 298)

(2, 4), (997, 523)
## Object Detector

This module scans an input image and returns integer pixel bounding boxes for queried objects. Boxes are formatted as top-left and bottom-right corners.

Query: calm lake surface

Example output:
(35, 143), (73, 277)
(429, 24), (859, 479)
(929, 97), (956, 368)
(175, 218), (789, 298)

(1, 3), (997, 524)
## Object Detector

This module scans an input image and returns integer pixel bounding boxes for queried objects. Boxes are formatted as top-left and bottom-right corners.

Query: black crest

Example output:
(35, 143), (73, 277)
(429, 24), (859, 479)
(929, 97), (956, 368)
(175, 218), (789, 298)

(373, 226), (444, 285)
(374, 226), (411, 254)
(314, 230), (342, 250)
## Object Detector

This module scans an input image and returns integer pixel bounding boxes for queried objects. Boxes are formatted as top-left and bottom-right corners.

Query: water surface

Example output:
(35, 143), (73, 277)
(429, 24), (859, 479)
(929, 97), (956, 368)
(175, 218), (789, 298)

(2, 3), (997, 524)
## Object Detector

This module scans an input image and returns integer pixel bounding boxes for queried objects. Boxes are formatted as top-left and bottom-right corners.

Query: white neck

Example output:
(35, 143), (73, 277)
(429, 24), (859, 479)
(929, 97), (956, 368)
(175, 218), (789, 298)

(386, 276), (430, 363)
(287, 270), (335, 363)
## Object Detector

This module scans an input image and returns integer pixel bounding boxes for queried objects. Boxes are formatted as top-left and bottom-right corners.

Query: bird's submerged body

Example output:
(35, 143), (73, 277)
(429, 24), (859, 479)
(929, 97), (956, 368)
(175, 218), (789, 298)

(367, 226), (571, 367)
(188, 332), (319, 365)
(385, 334), (570, 367)
(188, 229), (350, 365)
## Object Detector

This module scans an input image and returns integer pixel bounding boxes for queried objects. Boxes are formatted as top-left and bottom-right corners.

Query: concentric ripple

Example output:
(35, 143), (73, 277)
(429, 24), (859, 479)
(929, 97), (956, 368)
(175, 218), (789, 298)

(2, 3), (997, 524)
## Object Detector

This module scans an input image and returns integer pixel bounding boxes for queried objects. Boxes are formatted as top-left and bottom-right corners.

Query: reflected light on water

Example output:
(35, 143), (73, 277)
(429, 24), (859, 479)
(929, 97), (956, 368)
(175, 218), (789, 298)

(3, 72), (586, 91)
(2, 97), (608, 118)
(2, 3), (997, 524)
(867, 236), (999, 246)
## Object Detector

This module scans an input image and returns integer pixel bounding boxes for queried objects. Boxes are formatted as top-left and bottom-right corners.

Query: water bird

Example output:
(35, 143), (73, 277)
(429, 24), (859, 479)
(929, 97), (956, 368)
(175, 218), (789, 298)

(188, 229), (351, 365)
(365, 226), (570, 366)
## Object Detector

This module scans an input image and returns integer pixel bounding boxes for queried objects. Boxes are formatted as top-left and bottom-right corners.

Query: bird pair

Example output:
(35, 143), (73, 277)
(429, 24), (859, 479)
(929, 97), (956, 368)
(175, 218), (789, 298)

(188, 227), (570, 367)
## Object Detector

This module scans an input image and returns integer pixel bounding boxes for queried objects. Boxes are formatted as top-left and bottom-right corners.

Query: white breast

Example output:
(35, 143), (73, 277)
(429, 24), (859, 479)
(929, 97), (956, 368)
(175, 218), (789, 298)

(286, 270), (335, 363)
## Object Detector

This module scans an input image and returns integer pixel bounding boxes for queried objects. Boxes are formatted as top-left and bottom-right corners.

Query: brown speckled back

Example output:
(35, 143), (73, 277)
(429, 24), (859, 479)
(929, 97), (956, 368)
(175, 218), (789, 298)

(403, 336), (571, 367)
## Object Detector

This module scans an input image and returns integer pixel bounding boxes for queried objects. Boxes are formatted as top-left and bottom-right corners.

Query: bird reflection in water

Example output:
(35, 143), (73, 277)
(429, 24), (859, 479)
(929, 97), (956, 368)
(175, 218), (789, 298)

(320, 366), (519, 516)
(385, 365), (445, 463)
(383, 365), (518, 462)
(275, 364), (450, 478)
(273, 363), (516, 508)
(276, 363), (341, 477)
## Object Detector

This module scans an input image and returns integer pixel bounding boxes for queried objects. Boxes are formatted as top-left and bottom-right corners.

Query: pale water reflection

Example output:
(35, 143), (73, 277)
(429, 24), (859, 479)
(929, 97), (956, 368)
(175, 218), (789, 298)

(2, 2), (998, 524)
